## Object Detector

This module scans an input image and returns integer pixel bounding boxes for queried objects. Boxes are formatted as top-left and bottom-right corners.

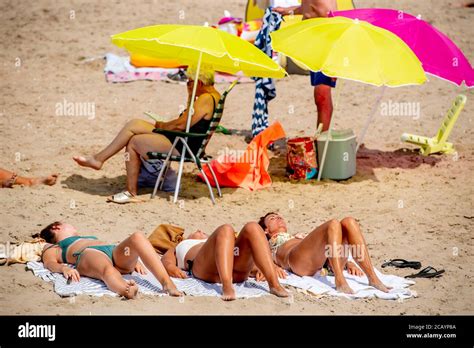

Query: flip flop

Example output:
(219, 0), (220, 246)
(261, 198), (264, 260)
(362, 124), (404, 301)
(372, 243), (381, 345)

(381, 259), (422, 269)
(405, 266), (445, 279)
(106, 191), (143, 204)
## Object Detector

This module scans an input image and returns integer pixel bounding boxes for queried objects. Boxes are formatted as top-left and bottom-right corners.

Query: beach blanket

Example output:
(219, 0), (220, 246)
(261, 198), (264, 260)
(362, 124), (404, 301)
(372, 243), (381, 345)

(26, 261), (415, 300)
(251, 8), (282, 137)
(281, 268), (415, 300)
(198, 121), (286, 191)
(104, 53), (252, 84)
(26, 261), (268, 298)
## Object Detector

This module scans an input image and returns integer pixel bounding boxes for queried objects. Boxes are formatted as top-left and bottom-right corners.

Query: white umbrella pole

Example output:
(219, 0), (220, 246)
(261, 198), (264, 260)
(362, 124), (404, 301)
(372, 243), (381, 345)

(185, 51), (203, 132)
(356, 86), (386, 153)
(316, 80), (343, 181)
(173, 50), (203, 203)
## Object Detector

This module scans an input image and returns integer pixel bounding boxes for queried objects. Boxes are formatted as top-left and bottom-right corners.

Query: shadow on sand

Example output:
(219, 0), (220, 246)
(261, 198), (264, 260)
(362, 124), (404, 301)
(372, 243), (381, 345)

(62, 172), (237, 201)
(268, 145), (443, 184)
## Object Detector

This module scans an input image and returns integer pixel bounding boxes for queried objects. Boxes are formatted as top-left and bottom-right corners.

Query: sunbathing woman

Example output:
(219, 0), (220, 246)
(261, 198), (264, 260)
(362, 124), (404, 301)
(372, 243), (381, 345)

(257, 212), (391, 294)
(73, 66), (220, 203)
(162, 223), (289, 301)
(0, 168), (58, 188)
(38, 221), (182, 299)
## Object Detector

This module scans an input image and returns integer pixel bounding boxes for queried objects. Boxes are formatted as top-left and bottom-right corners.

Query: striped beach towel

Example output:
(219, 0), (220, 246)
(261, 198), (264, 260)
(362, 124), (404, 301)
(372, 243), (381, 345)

(251, 8), (283, 137)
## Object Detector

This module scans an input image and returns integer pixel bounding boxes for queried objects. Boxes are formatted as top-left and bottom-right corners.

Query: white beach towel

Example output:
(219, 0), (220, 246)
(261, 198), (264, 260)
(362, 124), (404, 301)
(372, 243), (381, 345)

(26, 261), (415, 300)
(280, 268), (415, 300)
(26, 261), (268, 298)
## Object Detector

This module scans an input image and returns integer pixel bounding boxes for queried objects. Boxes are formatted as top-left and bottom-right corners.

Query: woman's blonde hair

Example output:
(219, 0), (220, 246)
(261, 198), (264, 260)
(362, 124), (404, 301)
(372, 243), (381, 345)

(185, 64), (215, 86)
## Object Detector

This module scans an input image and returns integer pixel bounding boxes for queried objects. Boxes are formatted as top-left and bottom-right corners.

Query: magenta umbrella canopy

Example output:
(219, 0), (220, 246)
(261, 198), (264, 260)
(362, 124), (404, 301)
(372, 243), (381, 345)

(330, 8), (474, 87)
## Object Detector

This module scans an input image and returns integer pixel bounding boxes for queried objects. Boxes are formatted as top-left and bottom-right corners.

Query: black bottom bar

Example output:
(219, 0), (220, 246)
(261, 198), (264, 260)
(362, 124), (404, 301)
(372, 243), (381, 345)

(1, 315), (471, 346)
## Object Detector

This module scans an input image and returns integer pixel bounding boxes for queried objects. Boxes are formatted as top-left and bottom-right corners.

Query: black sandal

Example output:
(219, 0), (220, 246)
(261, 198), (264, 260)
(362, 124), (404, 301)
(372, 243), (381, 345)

(405, 266), (445, 279)
(381, 259), (422, 269)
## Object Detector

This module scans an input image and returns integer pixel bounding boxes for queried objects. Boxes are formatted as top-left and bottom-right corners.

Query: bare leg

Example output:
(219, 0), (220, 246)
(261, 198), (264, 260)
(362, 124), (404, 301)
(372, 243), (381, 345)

(234, 222), (288, 297)
(191, 224), (236, 301)
(314, 85), (333, 131)
(287, 220), (354, 294)
(0, 168), (58, 187)
(73, 119), (155, 170)
(125, 134), (179, 195)
(113, 231), (182, 296)
(76, 249), (138, 299)
(125, 139), (142, 196)
(340, 217), (391, 292)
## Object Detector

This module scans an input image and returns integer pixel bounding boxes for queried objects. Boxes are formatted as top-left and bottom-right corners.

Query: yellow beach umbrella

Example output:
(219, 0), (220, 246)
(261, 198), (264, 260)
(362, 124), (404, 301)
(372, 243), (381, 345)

(112, 24), (285, 135)
(112, 24), (285, 80)
(270, 16), (427, 180)
(271, 17), (426, 87)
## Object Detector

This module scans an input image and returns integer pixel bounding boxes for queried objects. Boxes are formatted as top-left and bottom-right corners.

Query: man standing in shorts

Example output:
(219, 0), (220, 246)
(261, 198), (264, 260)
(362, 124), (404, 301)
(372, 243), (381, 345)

(273, 0), (338, 131)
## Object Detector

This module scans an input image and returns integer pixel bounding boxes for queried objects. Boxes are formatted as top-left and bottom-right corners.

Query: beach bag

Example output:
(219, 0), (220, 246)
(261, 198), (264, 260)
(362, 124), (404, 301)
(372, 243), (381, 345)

(148, 224), (184, 254)
(138, 157), (177, 192)
(286, 137), (318, 180)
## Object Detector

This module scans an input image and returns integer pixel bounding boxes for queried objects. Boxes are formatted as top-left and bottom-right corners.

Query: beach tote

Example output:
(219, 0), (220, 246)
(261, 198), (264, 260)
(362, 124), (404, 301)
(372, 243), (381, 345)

(286, 137), (318, 180)
(148, 224), (184, 254)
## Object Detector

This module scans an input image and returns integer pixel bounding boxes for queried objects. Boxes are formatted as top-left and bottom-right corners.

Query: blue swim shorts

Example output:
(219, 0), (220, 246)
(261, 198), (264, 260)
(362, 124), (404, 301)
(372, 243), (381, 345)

(310, 71), (337, 88)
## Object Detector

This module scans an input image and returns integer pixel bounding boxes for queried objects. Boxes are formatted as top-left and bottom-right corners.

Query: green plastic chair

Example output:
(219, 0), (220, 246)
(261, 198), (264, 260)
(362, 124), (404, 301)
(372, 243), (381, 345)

(401, 94), (466, 155)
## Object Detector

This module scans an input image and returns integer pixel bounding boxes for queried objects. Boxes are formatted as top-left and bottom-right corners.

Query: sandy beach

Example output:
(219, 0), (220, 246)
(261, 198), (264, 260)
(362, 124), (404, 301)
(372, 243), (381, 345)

(0, 0), (473, 315)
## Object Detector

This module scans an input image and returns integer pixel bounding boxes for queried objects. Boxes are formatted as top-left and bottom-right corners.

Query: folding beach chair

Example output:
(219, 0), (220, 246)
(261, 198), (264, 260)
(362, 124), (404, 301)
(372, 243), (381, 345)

(146, 80), (238, 204)
(400, 94), (466, 155)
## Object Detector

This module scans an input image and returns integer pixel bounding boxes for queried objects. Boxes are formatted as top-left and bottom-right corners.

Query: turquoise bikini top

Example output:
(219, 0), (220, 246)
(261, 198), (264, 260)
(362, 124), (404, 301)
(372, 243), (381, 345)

(57, 236), (98, 263)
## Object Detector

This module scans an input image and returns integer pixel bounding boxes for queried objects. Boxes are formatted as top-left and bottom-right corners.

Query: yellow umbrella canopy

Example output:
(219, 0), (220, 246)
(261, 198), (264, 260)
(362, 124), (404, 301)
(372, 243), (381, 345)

(271, 16), (427, 87)
(112, 24), (286, 79)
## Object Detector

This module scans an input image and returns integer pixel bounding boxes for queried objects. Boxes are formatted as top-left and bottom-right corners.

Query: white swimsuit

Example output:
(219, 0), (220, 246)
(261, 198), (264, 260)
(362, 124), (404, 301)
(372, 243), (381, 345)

(175, 239), (207, 270)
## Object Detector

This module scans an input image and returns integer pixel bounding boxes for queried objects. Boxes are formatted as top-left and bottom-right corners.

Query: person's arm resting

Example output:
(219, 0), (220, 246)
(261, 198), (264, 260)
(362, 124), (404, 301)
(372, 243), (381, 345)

(156, 94), (211, 132)
(162, 248), (187, 278)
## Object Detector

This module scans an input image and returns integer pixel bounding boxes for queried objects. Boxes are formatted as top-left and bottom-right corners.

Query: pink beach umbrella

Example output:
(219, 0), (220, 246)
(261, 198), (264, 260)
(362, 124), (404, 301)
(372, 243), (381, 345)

(330, 8), (474, 87)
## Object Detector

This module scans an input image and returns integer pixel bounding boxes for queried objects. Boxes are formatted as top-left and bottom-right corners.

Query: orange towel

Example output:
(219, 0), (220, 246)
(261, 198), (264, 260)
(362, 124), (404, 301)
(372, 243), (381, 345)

(199, 121), (286, 191)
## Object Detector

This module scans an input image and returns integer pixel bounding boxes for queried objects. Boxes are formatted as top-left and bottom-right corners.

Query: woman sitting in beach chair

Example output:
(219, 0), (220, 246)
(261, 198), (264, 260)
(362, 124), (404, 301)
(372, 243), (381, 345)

(73, 66), (220, 203)
(257, 212), (391, 294)
(161, 223), (289, 301)
(37, 221), (182, 299)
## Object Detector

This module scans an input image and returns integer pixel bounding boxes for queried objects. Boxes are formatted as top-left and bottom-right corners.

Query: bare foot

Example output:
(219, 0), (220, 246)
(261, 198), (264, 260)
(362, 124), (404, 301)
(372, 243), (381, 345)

(369, 280), (392, 293)
(123, 280), (139, 299)
(336, 280), (355, 294)
(42, 173), (59, 186)
(164, 283), (183, 297)
(222, 284), (236, 301)
(270, 285), (289, 298)
(73, 156), (103, 170)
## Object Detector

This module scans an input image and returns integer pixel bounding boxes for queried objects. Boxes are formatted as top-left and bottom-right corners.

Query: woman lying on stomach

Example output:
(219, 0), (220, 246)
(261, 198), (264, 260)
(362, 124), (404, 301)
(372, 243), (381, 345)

(161, 223), (289, 301)
(257, 212), (391, 294)
(37, 221), (182, 299)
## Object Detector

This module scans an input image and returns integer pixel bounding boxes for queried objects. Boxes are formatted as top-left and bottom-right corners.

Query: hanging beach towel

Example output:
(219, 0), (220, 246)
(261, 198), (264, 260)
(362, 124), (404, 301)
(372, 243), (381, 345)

(251, 8), (283, 137)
